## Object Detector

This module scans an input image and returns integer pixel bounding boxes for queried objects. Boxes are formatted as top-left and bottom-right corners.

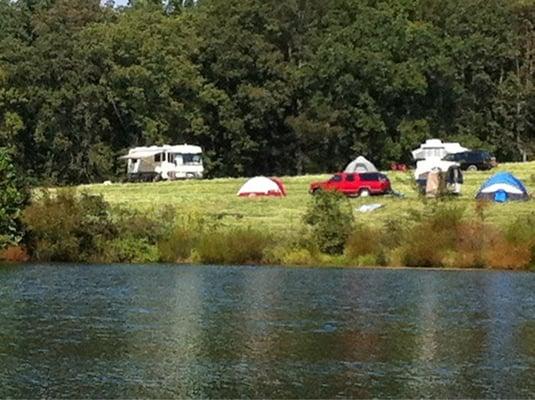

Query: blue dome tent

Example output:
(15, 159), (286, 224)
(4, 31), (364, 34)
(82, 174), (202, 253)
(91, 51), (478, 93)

(475, 172), (529, 202)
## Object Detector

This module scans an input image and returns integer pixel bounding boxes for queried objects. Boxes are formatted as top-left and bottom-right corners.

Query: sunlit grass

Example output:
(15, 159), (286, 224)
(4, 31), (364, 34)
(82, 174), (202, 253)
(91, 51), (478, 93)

(74, 162), (535, 231)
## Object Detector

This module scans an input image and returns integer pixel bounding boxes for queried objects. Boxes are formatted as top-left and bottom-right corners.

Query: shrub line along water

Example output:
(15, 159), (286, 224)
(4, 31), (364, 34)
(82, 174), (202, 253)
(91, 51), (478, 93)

(4, 186), (534, 270)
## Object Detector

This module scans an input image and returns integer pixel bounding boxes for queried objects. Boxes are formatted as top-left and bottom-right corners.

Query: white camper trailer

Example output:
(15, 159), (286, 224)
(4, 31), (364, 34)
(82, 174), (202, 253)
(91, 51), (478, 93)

(411, 139), (468, 161)
(120, 144), (203, 181)
(412, 139), (467, 195)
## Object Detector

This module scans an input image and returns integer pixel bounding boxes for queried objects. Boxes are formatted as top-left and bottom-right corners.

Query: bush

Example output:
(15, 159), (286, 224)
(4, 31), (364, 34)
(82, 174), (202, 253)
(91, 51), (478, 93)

(501, 213), (535, 268)
(447, 221), (489, 268)
(303, 190), (354, 255)
(398, 205), (534, 269)
(381, 217), (407, 248)
(101, 237), (159, 264)
(400, 205), (465, 267)
(22, 190), (115, 262)
(345, 225), (385, 261)
(158, 226), (196, 262)
(505, 213), (535, 248)
(195, 228), (270, 264)
(157, 213), (220, 263)
(115, 207), (175, 245)
(401, 225), (449, 267)
(353, 254), (380, 267)
(483, 235), (532, 269)
(475, 200), (491, 222)
(262, 230), (321, 266)
(264, 242), (319, 266)
(280, 248), (318, 266)
(0, 148), (28, 249)
(424, 203), (466, 232)
(0, 245), (29, 262)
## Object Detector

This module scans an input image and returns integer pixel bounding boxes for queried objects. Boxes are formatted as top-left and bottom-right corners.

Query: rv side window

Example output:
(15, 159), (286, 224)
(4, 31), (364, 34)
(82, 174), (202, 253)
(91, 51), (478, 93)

(168, 153), (174, 162)
(154, 153), (161, 162)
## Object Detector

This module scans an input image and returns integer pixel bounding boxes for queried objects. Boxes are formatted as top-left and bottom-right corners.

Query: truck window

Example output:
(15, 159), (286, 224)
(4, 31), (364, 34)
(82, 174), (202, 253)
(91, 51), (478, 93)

(345, 174), (355, 181)
(360, 173), (379, 181)
(330, 174), (342, 182)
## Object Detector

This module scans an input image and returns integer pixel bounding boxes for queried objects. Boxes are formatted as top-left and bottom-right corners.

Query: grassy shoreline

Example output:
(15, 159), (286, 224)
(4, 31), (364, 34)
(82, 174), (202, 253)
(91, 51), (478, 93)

(6, 161), (535, 270)
(3, 261), (532, 273)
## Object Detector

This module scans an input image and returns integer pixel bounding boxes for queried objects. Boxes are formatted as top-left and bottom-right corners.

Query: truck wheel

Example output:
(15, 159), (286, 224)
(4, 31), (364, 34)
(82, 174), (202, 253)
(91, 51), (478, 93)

(311, 188), (322, 195)
(467, 165), (478, 171)
(359, 189), (370, 197)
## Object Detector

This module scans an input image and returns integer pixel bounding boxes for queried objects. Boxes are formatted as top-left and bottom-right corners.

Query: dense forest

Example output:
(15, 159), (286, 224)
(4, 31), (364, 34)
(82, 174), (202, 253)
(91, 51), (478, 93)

(0, 0), (534, 183)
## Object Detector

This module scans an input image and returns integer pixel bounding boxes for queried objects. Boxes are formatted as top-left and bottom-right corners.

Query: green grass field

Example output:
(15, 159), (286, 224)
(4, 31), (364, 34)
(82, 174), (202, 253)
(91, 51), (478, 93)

(75, 162), (535, 231)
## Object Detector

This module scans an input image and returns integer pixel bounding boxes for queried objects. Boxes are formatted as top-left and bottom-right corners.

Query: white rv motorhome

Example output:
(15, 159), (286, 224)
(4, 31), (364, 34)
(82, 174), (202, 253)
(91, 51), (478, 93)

(120, 144), (203, 181)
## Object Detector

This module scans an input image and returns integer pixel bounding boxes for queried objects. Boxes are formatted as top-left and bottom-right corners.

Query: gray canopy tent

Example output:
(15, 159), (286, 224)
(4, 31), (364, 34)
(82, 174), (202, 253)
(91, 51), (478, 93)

(344, 156), (378, 173)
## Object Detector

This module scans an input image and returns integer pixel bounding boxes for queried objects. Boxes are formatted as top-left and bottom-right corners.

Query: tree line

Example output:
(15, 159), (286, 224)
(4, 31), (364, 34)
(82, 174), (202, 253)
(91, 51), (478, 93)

(0, 0), (534, 183)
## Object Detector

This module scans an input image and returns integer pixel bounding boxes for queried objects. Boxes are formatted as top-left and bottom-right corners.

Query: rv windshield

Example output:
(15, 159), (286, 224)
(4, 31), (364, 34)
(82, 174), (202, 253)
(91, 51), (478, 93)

(182, 154), (202, 165)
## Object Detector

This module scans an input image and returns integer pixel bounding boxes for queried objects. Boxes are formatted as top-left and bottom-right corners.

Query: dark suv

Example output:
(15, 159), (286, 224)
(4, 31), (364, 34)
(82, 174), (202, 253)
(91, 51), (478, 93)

(442, 150), (495, 171)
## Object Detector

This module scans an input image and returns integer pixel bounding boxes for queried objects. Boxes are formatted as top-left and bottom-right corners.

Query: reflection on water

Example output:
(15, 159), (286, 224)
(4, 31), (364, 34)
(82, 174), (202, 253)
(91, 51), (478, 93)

(0, 265), (534, 398)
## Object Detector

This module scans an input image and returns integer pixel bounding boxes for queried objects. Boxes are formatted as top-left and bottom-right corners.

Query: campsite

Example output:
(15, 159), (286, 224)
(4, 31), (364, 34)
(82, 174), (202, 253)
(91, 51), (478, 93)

(80, 161), (535, 232)
(14, 159), (516, 269)
(1, 142), (526, 270)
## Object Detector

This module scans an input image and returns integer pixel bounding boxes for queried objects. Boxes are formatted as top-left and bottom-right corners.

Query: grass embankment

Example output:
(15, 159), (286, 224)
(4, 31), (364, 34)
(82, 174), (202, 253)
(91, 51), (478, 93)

(15, 162), (534, 269)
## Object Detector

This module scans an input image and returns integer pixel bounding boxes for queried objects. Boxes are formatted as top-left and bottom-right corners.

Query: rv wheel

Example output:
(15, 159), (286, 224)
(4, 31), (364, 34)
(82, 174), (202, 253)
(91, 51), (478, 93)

(467, 165), (478, 171)
(153, 174), (162, 182)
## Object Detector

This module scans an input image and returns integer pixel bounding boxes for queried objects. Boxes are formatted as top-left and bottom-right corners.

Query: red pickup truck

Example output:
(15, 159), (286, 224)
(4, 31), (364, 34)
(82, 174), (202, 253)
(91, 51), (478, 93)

(309, 172), (391, 197)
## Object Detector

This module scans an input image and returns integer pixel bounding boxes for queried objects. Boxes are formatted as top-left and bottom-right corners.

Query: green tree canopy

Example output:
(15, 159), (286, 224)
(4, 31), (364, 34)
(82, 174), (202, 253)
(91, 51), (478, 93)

(0, 0), (533, 183)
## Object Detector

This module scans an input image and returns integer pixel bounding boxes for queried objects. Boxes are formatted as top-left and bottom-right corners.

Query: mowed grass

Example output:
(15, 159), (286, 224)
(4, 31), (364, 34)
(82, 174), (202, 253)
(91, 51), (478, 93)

(76, 162), (535, 231)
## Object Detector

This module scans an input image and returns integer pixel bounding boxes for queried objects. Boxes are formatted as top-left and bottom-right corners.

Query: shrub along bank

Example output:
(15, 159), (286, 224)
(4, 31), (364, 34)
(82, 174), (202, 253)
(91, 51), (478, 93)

(5, 189), (534, 270)
(0, 148), (29, 261)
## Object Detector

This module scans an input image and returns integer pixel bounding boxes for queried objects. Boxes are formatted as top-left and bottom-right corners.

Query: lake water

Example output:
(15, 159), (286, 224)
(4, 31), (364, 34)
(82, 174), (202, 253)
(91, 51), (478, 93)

(0, 265), (534, 398)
